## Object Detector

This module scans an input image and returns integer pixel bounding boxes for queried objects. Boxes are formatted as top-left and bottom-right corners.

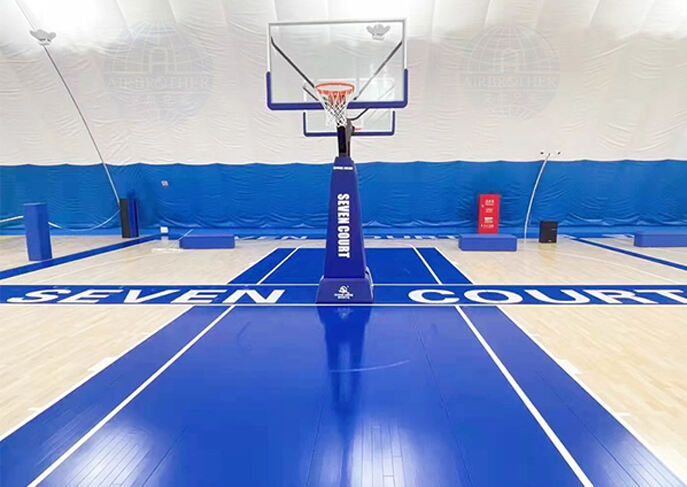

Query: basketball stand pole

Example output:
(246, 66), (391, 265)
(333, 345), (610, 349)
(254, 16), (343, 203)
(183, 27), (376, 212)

(336, 122), (354, 157)
(316, 120), (373, 303)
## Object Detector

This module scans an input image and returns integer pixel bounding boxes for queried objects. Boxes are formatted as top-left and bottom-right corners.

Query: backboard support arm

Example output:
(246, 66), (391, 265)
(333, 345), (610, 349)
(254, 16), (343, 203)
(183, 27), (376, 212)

(352, 40), (403, 101)
(270, 36), (316, 90)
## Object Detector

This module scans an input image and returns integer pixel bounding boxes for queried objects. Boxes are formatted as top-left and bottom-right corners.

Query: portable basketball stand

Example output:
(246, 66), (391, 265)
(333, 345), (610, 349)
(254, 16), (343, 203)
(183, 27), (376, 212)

(265, 19), (408, 303)
(316, 113), (373, 303)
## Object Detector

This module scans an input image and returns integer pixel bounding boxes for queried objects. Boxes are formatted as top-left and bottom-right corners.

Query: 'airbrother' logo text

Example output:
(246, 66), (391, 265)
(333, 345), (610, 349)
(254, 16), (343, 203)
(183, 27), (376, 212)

(337, 193), (351, 258)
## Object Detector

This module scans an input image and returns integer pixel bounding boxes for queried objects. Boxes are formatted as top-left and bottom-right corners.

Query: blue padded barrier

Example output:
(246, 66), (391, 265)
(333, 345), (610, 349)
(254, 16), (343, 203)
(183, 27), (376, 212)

(24, 203), (52, 261)
(179, 229), (235, 249)
(460, 233), (517, 251)
(3, 161), (687, 232)
(634, 232), (687, 247)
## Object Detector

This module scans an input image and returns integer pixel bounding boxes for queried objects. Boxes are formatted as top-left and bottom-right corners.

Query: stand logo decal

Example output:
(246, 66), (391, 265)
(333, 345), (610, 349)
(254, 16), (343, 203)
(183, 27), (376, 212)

(334, 285), (354, 300)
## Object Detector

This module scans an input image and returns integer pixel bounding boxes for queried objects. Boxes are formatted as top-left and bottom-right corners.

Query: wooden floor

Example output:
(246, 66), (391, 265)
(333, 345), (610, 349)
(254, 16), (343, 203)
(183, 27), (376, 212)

(1, 234), (686, 483)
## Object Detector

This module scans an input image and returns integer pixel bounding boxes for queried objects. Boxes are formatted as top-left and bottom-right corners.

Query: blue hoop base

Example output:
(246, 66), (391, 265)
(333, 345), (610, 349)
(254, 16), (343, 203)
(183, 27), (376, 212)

(316, 268), (373, 304)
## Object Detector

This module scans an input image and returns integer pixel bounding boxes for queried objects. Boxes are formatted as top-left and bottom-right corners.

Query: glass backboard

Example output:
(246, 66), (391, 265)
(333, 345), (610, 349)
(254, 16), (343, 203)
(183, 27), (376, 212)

(266, 19), (407, 111)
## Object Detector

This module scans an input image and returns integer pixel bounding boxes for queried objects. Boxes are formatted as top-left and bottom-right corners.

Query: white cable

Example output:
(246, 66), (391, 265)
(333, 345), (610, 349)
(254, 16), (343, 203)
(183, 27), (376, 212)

(47, 210), (119, 232)
(523, 151), (560, 242)
(1, 210), (119, 232)
(0, 215), (24, 224)
(15, 0), (120, 206)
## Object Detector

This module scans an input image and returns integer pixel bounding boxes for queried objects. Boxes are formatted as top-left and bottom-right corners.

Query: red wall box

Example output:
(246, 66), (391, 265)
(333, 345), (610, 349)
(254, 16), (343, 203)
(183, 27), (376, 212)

(478, 194), (500, 234)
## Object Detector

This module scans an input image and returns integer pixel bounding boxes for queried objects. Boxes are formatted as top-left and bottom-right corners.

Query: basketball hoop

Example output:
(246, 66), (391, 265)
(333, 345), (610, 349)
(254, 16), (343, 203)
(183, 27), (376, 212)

(315, 82), (355, 127)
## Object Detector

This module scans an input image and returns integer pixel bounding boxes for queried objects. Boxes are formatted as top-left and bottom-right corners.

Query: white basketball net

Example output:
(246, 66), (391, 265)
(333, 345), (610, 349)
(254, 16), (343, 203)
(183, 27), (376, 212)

(315, 82), (355, 128)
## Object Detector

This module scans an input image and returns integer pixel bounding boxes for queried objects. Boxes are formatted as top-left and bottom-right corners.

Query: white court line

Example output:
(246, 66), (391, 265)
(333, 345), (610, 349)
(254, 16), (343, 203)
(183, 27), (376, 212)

(4, 246), (297, 441)
(586, 236), (687, 266)
(412, 245), (593, 485)
(433, 246), (479, 283)
(503, 309), (687, 484)
(411, 246), (441, 284)
(26, 252), (150, 284)
(256, 247), (300, 284)
(557, 240), (683, 284)
(28, 305), (237, 486)
(455, 306), (593, 486)
(1, 236), (160, 284)
(0, 304), (191, 441)
(224, 246), (291, 284)
(5, 302), (684, 308)
(88, 356), (117, 373)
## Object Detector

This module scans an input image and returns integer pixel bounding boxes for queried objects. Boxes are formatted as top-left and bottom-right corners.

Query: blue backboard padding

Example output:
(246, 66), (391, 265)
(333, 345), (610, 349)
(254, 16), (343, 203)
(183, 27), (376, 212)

(460, 233), (517, 251)
(2, 161), (687, 232)
(40, 306), (581, 486)
(634, 231), (687, 247)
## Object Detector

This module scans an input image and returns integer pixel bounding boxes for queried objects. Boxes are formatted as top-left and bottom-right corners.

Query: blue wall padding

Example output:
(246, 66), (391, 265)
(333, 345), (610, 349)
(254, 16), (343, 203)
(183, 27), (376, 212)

(23, 203), (52, 261)
(634, 232), (687, 247)
(459, 233), (518, 251)
(1, 161), (686, 231)
(2, 165), (119, 230)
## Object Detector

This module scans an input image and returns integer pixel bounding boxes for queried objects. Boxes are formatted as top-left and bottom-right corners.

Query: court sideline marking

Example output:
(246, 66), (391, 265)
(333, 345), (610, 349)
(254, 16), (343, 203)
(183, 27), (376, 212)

(455, 306), (593, 487)
(551, 244), (682, 284)
(27, 305), (237, 486)
(0, 234), (160, 280)
(411, 246), (441, 283)
(0, 304), (192, 440)
(413, 246), (593, 486)
(24, 247), (298, 484)
(0, 247), (289, 440)
(502, 310), (687, 484)
(3, 247), (291, 487)
(432, 245), (686, 484)
(434, 246), (477, 282)
(574, 237), (687, 273)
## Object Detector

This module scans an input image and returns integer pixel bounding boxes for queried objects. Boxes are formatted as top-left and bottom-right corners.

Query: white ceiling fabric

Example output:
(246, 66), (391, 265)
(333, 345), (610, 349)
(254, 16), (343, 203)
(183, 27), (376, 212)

(1, 0), (686, 165)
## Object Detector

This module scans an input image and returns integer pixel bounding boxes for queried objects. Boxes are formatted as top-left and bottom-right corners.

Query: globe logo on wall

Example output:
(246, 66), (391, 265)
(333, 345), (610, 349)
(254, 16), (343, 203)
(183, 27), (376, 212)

(460, 25), (559, 119)
(103, 22), (213, 123)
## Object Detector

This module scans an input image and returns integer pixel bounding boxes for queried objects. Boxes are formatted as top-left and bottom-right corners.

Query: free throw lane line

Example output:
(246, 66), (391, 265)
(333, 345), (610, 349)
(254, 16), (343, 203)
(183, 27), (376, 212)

(257, 247), (301, 284)
(456, 305), (593, 487)
(412, 245), (592, 485)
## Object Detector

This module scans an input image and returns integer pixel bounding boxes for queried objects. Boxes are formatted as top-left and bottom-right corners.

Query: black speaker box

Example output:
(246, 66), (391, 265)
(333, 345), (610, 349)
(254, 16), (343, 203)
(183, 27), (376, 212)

(539, 221), (558, 243)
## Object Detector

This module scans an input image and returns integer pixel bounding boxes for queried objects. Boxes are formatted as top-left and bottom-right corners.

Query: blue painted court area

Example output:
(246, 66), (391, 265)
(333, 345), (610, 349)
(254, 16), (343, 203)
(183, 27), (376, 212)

(2, 248), (684, 486)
